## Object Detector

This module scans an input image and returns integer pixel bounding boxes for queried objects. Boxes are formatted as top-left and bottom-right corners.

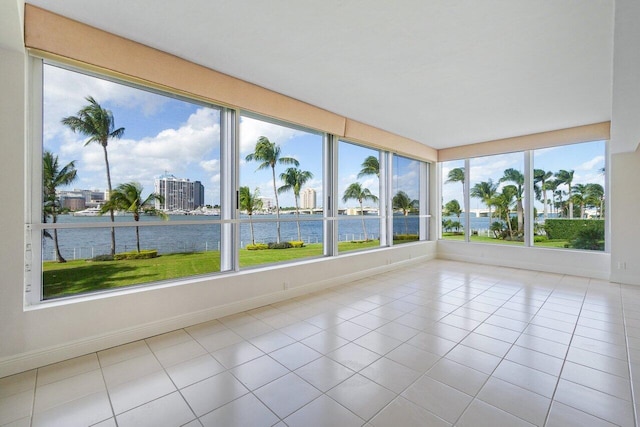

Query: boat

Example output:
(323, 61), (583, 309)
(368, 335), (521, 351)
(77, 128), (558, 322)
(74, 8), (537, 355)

(72, 207), (102, 216)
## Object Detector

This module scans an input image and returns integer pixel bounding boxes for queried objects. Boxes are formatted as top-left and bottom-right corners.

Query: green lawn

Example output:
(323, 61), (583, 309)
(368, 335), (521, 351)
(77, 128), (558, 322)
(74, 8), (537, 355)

(43, 240), (385, 299)
(443, 233), (571, 248)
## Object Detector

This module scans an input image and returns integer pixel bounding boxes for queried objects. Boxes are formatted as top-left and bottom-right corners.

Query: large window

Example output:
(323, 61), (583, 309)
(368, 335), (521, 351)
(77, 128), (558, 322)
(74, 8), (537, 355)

(337, 141), (382, 253)
(533, 141), (606, 251)
(392, 154), (420, 244)
(440, 140), (607, 251)
(30, 60), (432, 303)
(441, 159), (465, 240)
(469, 153), (524, 245)
(239, 114), (324, 267)
(38, 63), (222, 299)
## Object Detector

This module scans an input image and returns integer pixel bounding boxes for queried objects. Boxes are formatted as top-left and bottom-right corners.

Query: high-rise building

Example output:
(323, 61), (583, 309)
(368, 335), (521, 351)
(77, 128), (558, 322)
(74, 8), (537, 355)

(301, 188), (316, 209)
(154, 174), (205, 211)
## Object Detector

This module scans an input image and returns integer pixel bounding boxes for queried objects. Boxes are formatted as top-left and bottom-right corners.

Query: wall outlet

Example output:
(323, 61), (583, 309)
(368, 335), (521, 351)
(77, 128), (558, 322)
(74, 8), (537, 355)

(617, 262), (627, 270)
(283, 281), (289, 290)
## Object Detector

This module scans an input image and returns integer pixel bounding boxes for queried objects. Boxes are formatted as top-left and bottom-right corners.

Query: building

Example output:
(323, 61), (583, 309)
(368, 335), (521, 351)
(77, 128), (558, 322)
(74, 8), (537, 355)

(300, 187), (316, 209)
(57, 189), (106, 209)
(3, 2), (640, 426)
(154, 174), (205, 211)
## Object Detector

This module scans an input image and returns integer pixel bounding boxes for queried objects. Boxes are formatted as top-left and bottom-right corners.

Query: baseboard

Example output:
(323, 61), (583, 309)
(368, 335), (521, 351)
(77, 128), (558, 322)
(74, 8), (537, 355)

(0, 254), (433, 378)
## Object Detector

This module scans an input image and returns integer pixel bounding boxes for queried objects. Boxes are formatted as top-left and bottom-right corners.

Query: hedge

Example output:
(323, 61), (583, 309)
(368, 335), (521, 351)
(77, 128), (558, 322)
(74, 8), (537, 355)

(544, 219), (604, 240)
(113, 249), (158, 260)
(246, 243), (269, 250)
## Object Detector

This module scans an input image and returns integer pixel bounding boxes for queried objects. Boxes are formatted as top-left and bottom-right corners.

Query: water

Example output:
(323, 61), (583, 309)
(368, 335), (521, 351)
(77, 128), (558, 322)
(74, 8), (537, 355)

(42, 214), (420, 261)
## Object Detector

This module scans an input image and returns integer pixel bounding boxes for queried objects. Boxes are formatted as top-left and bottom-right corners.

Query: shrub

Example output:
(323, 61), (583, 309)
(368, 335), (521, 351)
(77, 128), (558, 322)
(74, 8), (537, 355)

(570, 224), (605, 251)
(114, 250), (158, 260)
(289, 241), (305, 248)
(544, 219), (604, 240)
(90, 254), (114, 262)
(533, 235), (548, 243)
(394, 234), (419, 241)
(246, 243), (269, 250)
(268, 241), (293, 249)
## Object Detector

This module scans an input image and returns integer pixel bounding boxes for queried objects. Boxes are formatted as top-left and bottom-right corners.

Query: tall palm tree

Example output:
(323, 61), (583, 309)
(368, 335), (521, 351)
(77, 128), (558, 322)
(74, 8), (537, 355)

(534, 169), (553, 220)
(100, 182), (166, 253)
(358, 155), (380, 178)
(492, 185), (517, 239)
(43, 151), (77, 263)
(61, 96), (125, 256)
(470, 179), (498, 226)
(586, 183), (605, 218)
(392, 191), (418, 234)
(445, 167), (466, 213)
(278, 167), (314, 241)
(555, 170), (575, 219)
(245, 136), (299, 243)
(545, 179), (560, 215)
(239, 186), (263, 245)
(571, 183), (589, 218)
(499, 168), (524, 233)
(342, 182), (378, 241)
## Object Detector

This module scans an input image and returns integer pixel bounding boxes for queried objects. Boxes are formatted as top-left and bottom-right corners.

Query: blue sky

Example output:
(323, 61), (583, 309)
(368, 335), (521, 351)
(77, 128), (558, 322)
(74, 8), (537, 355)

(43, 64), (420, 209)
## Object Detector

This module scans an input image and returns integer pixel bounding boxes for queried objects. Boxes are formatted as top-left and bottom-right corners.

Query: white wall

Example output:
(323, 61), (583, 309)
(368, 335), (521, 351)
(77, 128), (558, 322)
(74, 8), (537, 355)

(0, 42), (437, 377)
(438, 241), (610, 280)
(610, 148), (640, 285)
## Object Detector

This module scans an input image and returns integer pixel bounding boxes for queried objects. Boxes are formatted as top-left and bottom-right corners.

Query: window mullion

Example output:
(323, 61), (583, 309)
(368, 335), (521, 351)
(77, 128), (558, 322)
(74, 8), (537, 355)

(220, 107), (237, 272)
(324, 134), (338, 256)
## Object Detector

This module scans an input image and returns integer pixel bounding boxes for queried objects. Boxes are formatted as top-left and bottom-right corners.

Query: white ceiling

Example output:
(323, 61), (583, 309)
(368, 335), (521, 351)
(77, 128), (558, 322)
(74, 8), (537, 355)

(28, 0), (614, 149)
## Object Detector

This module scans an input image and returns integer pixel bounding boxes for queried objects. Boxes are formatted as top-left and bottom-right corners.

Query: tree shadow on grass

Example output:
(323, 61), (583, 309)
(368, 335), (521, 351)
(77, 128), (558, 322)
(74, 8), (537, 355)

(43, 262), (156, 299)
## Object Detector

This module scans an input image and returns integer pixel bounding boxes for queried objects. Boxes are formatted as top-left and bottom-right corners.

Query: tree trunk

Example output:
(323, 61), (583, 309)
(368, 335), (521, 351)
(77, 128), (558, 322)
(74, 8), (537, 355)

(542, 187), (548, 220)
(271, 166), (281, 243)
(103, 144), (116, 256)
(295, 195), (301, 241)
(135, 225), (141, 253)
(52, 214), (66, 263)
(249, 214), (255, 245)
(360, 200), (368, 241)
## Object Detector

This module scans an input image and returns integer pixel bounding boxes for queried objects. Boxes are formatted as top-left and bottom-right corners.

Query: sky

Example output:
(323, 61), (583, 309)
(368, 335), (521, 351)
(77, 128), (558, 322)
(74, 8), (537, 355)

(42, 63), (420, 210)
(441, 140), (606, 211)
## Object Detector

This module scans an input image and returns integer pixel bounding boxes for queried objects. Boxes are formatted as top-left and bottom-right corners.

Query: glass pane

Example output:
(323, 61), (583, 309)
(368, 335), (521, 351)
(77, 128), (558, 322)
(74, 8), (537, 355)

(533, 141), (606, 251)
(41, 64), (221, 297)
(42, 221), (221, 299)
(338, 141), (381, 253)
(469, 153), (525, 245)
(441, 159), (465, 240)
(239, 115), (323, 267)
(392, 155), (420, 244)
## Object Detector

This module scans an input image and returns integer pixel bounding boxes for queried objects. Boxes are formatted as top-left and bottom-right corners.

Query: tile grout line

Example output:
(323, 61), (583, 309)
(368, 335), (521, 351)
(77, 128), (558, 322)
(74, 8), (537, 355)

(619, 284), (639, 427)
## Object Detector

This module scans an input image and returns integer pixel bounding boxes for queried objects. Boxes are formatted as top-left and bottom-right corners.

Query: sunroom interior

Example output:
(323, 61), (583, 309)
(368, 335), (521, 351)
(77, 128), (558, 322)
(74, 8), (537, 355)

(2, 1), (640, 426)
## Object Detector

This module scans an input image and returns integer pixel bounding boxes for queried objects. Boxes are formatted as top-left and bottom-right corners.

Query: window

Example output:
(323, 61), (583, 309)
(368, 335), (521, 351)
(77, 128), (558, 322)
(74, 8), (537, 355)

(239, 114), (324, 267)
(392, 154), (420, 244)
(30, 60), (433, 303)
(441, 159), (465, 240)
(38, 63), (222, 299)
(533, 141), (606, 251)
(440, 140), (607, 252)
(337, 141), (381, 253)
(469, 152), (525, 245)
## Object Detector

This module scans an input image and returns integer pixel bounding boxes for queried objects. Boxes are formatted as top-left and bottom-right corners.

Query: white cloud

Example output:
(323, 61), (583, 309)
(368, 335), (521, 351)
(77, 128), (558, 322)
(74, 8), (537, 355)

(575, 155), (605, 171)
(239, 116), (302, 155)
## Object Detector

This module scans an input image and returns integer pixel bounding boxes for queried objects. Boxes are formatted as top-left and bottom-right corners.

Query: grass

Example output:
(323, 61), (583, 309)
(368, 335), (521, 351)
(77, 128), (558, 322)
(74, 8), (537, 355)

(43, 240), (385, 299)
(443, 233), (571, 248)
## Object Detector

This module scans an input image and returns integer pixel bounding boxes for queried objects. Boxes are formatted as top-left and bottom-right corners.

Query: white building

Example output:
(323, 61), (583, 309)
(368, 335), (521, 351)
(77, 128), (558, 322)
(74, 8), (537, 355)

(301, 188), (316, 209)
(154, 174), (205, 211)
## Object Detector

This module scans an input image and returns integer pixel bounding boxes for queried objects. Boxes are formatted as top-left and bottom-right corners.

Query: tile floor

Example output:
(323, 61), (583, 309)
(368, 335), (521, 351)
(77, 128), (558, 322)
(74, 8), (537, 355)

(2, 259), (640, 426)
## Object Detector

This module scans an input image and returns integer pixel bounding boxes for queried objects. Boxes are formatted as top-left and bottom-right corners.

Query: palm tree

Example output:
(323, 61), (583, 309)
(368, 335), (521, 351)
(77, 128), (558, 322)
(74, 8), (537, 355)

(492, 185), (517, 239)
(444, 199), (462, 232)
(534, 169), (553, 220)
(100, 182), (166, 253)
(278, 167), (314, 241)
(43, 151), (77, 263)
(499, 168), (524, 233)
(239, 186), (263, 245)
(392, 191), (418, 234)
(245, 136), (299, 243)
(445, 167), (466, 213)
(358, 155), (380, 178)
(571, 183), (589, 218)
(555, 170), (575, 219)
(545, 179), (560, 215)
(61, 96), (125, 256)
(470, 179), (498, 226)
(342, 182), (378, 241)
(586, 183), (605, 218)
